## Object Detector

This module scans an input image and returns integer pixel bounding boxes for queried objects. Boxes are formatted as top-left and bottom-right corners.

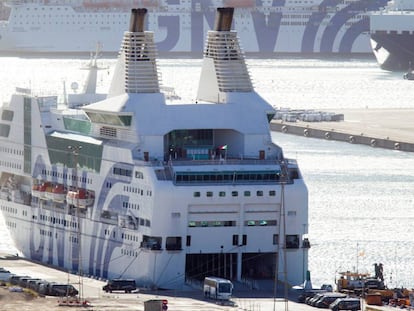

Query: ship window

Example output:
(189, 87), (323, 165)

(141, 235), (162, 250)
(166, 236), (182, 251)
(86, 112), (132, 127)
(273, 234), (279, 245)
(269, 190), (276, 196)
(0, 124), (10, 137)
(193, 192), (200, 197)
(286, 235), (300, 249)
(256, 190), (263, 197)
(244, 191), (251, 197)
(231, 191), (238, 197)
(186, 235), (191, 246)
(1, 110), (14, 121)
(219, 191), (226, 197)
(113, 167), (132, 177)
(206, 191), (213, 197)
(63, 117), (91, 134)
(232, 235), (239, 246)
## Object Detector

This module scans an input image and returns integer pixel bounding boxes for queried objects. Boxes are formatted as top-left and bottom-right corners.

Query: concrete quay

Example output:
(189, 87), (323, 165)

(0, 255), (318, 311)
(271, 108), (414, 152)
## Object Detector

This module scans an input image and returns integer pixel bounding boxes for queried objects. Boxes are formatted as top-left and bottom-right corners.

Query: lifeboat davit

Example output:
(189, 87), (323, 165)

(66, 189), (94, 207)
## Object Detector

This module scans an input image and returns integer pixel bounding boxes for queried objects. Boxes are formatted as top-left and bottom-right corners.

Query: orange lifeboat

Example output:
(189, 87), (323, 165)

(44, 183), (55, 200)
(37, 182), (51, 199)
(66, 188), (94, 207)
(51, 184), (67, 202)
(31, 182), (41, 197)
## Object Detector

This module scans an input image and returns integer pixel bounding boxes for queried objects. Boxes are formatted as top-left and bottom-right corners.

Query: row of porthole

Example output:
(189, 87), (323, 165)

(281, 126), (402, 150)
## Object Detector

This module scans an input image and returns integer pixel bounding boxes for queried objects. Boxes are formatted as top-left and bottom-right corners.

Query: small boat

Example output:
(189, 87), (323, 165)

(37, 182), (51, 199)
(50, 184), (67, 202)
(31, 184), (40, 197)
(66, 189), (94, 207)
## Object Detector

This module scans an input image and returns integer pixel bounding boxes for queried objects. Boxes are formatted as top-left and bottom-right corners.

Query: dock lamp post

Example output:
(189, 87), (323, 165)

(68, 145), (84, 303)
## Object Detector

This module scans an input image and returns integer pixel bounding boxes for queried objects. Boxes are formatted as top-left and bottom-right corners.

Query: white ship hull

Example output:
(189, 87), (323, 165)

(0, 0), (387, 55)
(0, 7), (310, 290)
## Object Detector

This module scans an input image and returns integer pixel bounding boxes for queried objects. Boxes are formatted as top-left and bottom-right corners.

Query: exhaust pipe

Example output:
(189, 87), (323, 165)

(129, 8), (147, 32)
(214, 7), (234, 31)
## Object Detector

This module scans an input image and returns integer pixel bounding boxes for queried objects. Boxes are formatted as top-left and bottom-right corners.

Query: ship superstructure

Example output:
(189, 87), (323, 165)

(0, 7), (309, 289)
(0, 0), (387, 55)
(370, 0), (414, 71)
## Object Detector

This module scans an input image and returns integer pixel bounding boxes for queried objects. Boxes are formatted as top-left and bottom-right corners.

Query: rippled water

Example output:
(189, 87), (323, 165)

(272, 132), (414, 288)
(1, 56), (414, 288)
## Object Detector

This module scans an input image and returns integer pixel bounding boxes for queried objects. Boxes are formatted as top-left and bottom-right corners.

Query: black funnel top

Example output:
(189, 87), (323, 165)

(214, 7), (234, 31)
(129, 8), (147, 32)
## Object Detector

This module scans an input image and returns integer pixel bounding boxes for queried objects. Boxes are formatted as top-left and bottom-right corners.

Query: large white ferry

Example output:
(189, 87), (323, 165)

(0, 7), (310, 289)
(370, 0), (414, 71)
(0, 0), (388, 56)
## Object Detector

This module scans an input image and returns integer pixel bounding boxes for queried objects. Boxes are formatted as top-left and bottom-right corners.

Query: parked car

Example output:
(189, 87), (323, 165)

(9, 275), (30, 285)
(0, 268), (12, 281)
(330, 297), (361, 311)
(307, 293), (327, 306)
(47, 284), (78, 297)
(102, 279), (136, 293)
(315, 293), (347, 308)
(21, 278), (41, 289)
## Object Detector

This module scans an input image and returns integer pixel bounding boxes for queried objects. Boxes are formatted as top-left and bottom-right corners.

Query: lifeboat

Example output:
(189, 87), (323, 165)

(44, 183), (56, 200)
(37, 182), (51, 199)
(31, 183), (41, 197)
(50, 184), (67, 202)
(66, 189), (94, 207)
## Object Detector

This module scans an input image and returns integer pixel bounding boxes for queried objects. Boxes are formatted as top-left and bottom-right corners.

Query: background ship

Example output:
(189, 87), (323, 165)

(0, 0), (387, 56)
(370, 0), (414, 71)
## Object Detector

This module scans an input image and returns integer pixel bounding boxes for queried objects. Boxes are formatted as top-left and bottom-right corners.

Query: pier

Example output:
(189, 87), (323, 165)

(271, 108), (414, 152)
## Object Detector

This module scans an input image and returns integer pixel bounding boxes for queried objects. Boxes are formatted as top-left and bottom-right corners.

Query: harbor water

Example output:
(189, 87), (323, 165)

(0, 56), (414, 289)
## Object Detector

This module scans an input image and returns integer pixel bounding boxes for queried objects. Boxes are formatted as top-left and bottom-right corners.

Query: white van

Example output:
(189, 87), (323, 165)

(203, 276), (233, 300)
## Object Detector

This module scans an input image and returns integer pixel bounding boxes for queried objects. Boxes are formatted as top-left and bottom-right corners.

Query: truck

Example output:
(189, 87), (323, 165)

(203, 276), (233, 300)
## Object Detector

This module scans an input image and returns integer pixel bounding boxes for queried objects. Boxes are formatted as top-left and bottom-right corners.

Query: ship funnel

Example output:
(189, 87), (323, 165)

(108, 8), (161, 97)
(196, 7), (253, 103)
(129, 8), (147, 32)
(214, 7), (234, 31)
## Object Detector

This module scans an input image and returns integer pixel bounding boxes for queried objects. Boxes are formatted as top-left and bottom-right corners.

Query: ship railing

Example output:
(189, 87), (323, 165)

(169, 158), (281, 166)
(168, 157), (298, 167)
(166, 157), (299, 185)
